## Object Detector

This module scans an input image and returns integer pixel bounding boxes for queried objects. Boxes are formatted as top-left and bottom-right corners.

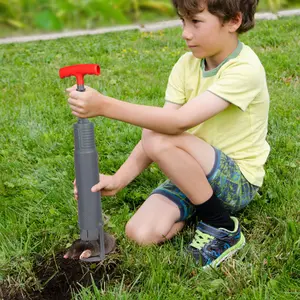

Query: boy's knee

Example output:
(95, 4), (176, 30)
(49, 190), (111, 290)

(125, 220), (164, 245)
(125, 220), (152, 245)
(142, 129), (171, 159)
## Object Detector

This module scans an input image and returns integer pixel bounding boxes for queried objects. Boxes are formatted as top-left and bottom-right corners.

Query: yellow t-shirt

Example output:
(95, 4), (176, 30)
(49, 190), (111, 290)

(165, 42), (270, 187)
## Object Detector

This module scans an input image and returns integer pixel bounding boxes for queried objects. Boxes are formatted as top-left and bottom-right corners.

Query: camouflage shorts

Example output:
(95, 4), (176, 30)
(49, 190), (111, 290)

(151, 148), (259, 222)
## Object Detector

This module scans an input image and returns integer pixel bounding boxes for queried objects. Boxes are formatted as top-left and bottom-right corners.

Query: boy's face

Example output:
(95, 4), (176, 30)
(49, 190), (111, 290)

(180, 8), (234, 59)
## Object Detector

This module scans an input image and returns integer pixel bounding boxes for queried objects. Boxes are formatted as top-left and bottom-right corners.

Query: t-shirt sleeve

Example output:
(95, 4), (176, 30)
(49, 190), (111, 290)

(165, 55), (187, 105)
(208, 62), (263, 111)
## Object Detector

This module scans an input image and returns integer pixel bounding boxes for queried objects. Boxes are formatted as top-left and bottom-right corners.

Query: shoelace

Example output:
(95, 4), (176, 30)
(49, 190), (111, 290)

(190, 229), (214, 250)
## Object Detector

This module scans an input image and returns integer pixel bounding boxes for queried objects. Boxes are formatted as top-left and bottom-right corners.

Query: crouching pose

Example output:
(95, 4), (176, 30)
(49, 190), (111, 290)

(66, 0), (270, 268)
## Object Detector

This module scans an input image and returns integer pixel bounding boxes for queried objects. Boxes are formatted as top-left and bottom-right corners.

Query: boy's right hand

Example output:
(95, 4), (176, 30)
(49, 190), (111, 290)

(73, 174), (121, 200)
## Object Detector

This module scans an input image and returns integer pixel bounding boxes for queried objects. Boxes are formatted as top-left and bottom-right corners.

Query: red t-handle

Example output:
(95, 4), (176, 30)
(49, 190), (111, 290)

(59, 64), (100, 86)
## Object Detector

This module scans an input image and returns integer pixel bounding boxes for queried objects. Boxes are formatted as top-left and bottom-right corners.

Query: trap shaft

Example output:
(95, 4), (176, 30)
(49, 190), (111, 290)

(60, 64), (105, 262)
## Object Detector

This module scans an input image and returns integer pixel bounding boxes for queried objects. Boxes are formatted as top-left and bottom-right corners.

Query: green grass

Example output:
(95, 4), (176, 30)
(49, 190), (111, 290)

(0, 17), (299, 299)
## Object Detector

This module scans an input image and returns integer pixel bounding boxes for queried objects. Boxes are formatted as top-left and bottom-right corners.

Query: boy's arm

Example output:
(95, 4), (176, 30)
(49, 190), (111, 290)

(114, 140), (151, 189)
(102, 91), (229, 135)
(67, 88), (229, 135)
(114, 102), (181, 189)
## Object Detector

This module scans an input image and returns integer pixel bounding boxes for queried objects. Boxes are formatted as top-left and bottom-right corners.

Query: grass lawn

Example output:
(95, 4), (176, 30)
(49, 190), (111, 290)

(0, 16), (299, 300)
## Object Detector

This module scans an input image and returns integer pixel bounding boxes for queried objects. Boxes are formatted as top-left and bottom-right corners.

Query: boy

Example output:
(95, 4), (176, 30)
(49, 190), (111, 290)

(65, 0), (270, 268)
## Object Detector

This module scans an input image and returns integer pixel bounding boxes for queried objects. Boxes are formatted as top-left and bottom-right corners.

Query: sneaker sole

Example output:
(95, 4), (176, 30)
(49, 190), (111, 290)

(203, 232), (246, 270)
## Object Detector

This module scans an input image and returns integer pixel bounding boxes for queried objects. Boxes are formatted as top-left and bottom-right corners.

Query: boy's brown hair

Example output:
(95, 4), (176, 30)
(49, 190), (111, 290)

(171, 0), (259, 33)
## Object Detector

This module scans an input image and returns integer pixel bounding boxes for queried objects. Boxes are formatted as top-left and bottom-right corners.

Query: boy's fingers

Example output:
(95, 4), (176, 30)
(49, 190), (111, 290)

(91, 182), (103, 192)
(69, 91), (82, 99)
(69, 104), (81, 114)
(73, 179), (78, 200)
(91, 184), (99, 192)
(65, 85), (77, 92)
(68, 98), (79, 106)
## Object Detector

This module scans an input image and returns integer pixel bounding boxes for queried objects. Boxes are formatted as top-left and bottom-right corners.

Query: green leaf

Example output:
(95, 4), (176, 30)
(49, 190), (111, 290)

(6, 19), (25, 28)
(268, 279), (279, 289)
(4, 181), (14, 189)
(66, 242), (72, 248)
(88, 0), (129, 23)
(210, 279), (224, 289)
(34, 10), (63, 30)
(49, 208), (57, 215)
(139, 1), (174, 15)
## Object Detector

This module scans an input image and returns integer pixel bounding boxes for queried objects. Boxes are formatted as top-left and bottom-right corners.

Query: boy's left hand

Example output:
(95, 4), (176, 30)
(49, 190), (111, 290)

(66, 85), (106, 118)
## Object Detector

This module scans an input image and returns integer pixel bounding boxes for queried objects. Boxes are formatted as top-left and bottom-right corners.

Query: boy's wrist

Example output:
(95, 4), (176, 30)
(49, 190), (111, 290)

(112, 173), (128, 190)
(98, 94), (112, 117)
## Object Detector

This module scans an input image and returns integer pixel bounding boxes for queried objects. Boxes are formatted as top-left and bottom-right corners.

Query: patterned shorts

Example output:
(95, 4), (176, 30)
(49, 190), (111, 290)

(151, 148), (259, 222)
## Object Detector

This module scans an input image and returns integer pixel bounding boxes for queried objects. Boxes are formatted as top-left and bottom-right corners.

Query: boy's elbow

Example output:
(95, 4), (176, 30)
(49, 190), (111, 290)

(173, 117), (190, 135)
(171, 127), (185, 135)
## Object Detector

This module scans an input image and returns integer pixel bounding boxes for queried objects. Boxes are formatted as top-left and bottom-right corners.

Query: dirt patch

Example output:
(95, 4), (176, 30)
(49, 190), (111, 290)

(1, 251), (120, 300)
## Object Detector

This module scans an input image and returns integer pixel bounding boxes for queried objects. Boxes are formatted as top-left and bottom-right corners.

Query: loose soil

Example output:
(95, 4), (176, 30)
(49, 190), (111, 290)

(0, 250), (120, 300)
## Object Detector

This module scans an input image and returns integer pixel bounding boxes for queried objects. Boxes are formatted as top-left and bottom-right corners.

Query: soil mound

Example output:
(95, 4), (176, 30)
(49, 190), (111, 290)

(1, 251), (119, 300)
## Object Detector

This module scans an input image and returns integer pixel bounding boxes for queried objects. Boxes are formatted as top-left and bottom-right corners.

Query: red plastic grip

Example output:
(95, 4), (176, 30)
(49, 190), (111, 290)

(59, 64), (100, 85)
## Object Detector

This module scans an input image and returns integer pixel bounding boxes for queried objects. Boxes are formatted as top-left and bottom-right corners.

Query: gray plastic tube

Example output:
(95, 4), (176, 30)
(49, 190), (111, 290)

(73, 85), (105, 261)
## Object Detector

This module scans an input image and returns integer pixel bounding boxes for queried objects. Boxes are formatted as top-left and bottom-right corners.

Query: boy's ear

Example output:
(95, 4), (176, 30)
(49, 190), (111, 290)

(227, 12), (243, 33)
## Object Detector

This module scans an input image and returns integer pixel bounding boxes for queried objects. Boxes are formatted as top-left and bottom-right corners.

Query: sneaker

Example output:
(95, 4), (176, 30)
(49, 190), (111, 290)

(187, 217), (245, 268)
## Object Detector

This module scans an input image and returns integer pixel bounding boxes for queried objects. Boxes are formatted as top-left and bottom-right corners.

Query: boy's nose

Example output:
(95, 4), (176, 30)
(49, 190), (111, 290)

(182, 27), (193, 41)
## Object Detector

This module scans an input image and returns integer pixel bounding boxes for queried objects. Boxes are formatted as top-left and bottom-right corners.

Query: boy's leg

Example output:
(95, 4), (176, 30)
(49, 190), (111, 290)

(125, 129), (217, 246)
(141, 129), (245, 267)
(142, 130), (216, 204)
(141, 129), (233, 229)
(125, 194), (185, 245)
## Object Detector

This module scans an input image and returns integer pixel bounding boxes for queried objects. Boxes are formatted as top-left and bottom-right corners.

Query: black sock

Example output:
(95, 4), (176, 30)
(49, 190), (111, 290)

(194, 193), (234, 231)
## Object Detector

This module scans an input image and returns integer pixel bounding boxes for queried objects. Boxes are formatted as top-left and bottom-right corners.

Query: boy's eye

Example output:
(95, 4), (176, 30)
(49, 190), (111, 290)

(192, 19), (201, 24)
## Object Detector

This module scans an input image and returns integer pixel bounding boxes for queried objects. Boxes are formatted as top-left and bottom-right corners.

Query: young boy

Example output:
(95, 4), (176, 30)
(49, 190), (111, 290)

(66, 0), (270, 268)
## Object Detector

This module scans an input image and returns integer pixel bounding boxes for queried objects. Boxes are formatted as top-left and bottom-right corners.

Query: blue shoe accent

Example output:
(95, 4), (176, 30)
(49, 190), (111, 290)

(187, 217), (245, 268)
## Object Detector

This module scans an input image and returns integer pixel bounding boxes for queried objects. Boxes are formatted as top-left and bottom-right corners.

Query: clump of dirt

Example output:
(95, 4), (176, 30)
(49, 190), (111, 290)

(1, 250), (120, 300)
(1, 283), (28, 300)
